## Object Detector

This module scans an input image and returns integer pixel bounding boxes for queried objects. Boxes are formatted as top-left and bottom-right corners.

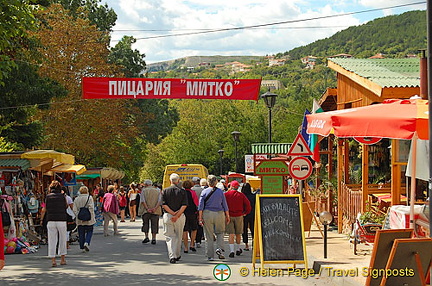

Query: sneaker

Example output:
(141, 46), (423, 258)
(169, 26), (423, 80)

(142, 237), (150, 244)
(229, 252), (235, 258)
(84, 242), (90, 252)
(175, 256), (181, 261)
(151, 239), (156, 245)
(169, 258), (176, 264)
(196, 242), (201, 248)
(216, 248), (225, 259)
(207, 257), (214, 261)
(236, 249), (242, 256)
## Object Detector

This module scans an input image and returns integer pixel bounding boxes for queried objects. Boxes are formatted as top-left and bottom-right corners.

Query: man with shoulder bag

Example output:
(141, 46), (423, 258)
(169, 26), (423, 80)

(198, 175), (230, 261)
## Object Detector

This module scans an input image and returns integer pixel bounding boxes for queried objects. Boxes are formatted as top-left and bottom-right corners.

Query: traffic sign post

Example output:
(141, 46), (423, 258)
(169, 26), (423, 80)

(289, 157), (313, 180)
(287, 134), (313, 156)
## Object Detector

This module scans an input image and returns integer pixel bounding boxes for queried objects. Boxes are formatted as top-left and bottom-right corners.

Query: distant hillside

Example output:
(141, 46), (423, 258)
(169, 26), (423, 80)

(286, 10), (426, 59)
(147, 55), (264, 72)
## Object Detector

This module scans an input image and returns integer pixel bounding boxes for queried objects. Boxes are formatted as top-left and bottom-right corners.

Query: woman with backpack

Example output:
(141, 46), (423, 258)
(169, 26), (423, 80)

(73, 186), (95, 252)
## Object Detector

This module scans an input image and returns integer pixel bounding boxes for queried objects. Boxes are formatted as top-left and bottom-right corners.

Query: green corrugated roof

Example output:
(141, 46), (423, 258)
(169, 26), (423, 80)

(328, 58), (420, 88)
(0, 159), (30, 170)
(251, 143), (292, 154)
(76, 173), (100, 180)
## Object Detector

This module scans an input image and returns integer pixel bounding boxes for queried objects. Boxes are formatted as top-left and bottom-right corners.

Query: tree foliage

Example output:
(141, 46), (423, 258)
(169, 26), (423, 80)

(0, 0), (37, 85)
(108, 36), (178, 145)
(287, 10), (426, 59)
(108, 36), (146, 77)
(51, 0), (117, 32)
(0, 61), (67, 149)
(32, 4), (139, 172)
(141, 99), (267, 182)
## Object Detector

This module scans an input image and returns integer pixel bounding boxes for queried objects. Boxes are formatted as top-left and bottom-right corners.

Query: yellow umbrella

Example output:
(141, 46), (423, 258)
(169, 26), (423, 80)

(21, 150), (75, 165)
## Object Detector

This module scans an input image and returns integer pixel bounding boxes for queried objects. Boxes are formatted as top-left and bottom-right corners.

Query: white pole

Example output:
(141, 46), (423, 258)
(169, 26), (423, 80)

(409, 132), (417, 229)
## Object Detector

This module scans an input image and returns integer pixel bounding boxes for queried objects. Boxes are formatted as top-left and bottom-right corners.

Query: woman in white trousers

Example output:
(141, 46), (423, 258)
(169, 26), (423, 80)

(41, 180), (68, 267)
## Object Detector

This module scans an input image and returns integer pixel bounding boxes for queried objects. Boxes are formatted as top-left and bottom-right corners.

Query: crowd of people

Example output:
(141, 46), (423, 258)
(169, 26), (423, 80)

(163, 174), (256, 263)
(0, 174), (257, 268)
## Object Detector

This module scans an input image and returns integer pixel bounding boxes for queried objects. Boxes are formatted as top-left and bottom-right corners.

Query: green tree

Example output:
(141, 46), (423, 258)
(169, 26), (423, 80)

(107, 35), (178, 180)
(52, 0), (117, 32)
(0, 0), (37, 85)
(141, 99), (267, 182)
(32, 4), (138, 173)
(0, 61), (67, 149)
(108, 36), (146, 77)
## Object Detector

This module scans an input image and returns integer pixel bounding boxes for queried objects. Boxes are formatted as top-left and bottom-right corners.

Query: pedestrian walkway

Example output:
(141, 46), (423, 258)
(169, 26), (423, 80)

(0, 218), (370, 286)
(306, 226), (371, 286)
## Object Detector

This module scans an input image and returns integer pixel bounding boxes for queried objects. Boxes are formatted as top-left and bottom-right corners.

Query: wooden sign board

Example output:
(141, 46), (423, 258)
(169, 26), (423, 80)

(252, 194), (307, 269)
(302, 201), (314, 232)
(365, 229), (413, 286)
(380, 238), (432, 286)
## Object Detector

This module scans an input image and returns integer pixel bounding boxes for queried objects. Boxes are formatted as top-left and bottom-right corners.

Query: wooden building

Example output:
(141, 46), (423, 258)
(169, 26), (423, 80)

(320, 57), (421, 233)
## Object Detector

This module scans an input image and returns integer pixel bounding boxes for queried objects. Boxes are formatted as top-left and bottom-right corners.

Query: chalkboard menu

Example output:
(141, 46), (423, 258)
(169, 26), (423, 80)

(255, 195), (306, 264)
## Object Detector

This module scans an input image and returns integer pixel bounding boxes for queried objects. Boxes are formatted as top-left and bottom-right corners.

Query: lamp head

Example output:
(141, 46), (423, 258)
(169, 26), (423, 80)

(319, 211), (333, 225)
(231, 131), (241, 141)
(261, 91), (278, 109)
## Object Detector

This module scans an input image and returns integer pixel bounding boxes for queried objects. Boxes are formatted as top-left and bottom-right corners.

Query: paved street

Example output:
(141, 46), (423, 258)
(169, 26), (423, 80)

(0, 218), (335, 286)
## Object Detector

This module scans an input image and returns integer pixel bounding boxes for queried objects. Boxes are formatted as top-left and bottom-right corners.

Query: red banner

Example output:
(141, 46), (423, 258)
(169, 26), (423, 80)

(82, 77), (262, 101)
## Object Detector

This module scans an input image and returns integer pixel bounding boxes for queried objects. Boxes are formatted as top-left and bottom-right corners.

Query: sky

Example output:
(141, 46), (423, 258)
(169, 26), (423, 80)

(105, 0), (426, 64)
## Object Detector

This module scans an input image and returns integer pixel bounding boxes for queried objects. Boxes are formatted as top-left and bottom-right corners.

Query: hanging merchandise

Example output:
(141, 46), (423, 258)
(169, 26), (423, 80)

(1, 199), (11, 227)
(0, 171), (5, 188)
(1, 196), (16, 239)
(26, 194), (39, 215)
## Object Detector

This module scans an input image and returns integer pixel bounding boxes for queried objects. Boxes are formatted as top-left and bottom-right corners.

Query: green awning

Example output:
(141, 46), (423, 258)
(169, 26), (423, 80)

(0, 159), (30, 170)
(251, 143), (292, 154)
(76, 173), (101, 180)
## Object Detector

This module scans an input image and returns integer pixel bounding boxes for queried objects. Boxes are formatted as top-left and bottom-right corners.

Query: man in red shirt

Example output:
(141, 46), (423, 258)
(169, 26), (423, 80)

(224, 181), (251, 258)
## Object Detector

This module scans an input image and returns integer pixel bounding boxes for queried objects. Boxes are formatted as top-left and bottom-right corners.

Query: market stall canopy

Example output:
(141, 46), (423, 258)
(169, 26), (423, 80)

(0, 158), (31, 171)
(81, 167), (125, 180)
(76, 173), (101, 180)
(21, 150), (75, 165)
(49, 164), (86, 175)
(101, 167), (125, 180)
(251, 143), (292, 154)
(306, 98), (429, 140)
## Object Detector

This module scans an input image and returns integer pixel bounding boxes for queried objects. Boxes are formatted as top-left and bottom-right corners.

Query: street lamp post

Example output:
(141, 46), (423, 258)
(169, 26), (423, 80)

(231, 131), (241, 173)
(218, 149), (224, 175)
(261, 91), (278, 143)
(319, 211), (333, 259)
